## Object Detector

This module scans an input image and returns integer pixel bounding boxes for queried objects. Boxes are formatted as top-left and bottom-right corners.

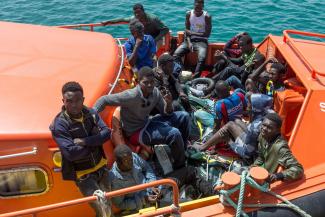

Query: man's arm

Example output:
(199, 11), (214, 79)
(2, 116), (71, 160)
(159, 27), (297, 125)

(249, 57), (277, 81)
(83, 112), (111, 147)
(125, 38), (142, 67)
(253, 154), (264, 167)
(93, 90), (133, 113)
(101, 17), (131, 26)
(111, 186), (144, 210)
(148, 35), (157, 58)
(134, 153), (160, 199)
(152, 16), (169, 42)
(51, 122), (90, 161)
(155, 90), (173, 115)
(229, 56), (244, 65)
(135, 154), (157, 183)
(184, 12), (193, 50)
(277, 147), (304, 181)
(224, 35), (241, 57)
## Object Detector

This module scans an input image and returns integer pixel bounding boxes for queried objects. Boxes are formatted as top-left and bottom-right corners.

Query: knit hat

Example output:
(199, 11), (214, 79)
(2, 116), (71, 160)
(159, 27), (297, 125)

(158, 53), (174, 66)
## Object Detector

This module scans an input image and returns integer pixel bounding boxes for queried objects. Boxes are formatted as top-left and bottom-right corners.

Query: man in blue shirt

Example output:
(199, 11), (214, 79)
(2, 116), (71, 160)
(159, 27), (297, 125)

(125, 19), (156, 71)
(109, 145), (160, 214)
(214, 81), (247, 128)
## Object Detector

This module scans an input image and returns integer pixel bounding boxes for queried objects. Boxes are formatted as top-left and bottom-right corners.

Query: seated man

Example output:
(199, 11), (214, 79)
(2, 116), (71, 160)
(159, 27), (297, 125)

(246, 60), (286, 96)
(191, 93), (272, 156)
(49, 82), (112, 217)
(102, 3), (169, 45)
(94, 67), (190, 170)
(153, 53), (189, 111)
(173, 0), (212, 78)
(223, 32), (248, 58)
(110, 145), (160, 214)
(212, 35), (265, 84)
(213, 81), (247, 130)
(253, 113), (304, 183)
(188, 81), (246, 136)
(125, 19), (156, 71)
(110, 145), (214, 214)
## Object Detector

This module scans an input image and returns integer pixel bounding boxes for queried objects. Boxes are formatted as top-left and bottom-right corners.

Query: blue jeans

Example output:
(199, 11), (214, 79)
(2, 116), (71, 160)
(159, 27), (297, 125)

(76, 166), (111, 217)
(141, 111), (190, 169)
(173, 41), (208, 74)
(226, 75), (245, 90)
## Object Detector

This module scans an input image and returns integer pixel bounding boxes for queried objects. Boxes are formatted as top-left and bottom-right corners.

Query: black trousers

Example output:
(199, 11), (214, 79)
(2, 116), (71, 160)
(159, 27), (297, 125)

(165, 166), (214, 197)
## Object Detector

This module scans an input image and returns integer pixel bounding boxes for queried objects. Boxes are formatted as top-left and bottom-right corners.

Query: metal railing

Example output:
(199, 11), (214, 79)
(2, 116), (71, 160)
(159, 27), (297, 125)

(283, 30), (325, 79)
(0, 147), (37, 160)
(108, 38), (125, 95)
(0, 179), (180, 217)
(58, 21), (129, 41)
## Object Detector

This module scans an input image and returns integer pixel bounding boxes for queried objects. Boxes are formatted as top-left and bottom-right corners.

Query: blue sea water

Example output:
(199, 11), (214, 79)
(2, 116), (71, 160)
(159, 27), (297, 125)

(0, 0), (324, 42)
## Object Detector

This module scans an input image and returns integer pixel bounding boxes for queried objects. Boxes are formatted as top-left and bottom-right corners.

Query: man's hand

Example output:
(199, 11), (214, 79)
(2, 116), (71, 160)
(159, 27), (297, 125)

(146, 194), (158, 204)
(185, 29), (192, 36)
(179, 92), (188, 101)
(74, 138), (86, 146)
(268, 57), (278, 63)
(266, 173), (284, 183)
(135, 38), (143, 47)
(214, 50), (227, 60)
(162, 91), (173, 105)
(235, 32), (248, 39)
(151, 187), (162, 199)
(189, 142), (204, 152)
(101, 21), (109, 26)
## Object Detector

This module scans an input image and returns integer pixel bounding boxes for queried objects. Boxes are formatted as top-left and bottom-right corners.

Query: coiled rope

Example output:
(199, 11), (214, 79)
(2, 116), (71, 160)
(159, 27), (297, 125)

(93, 190), (111, 217)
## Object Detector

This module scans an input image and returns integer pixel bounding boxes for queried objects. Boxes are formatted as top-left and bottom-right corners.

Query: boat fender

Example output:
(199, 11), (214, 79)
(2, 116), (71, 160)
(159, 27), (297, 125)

(190, 77), (215, 97)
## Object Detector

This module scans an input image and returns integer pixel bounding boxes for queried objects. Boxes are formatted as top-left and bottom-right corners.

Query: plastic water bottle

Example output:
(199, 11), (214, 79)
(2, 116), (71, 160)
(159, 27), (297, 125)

(266, 80), (274, 96)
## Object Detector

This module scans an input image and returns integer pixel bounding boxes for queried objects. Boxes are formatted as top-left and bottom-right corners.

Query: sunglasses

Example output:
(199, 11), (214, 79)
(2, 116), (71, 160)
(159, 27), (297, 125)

(142, 99), (151, 108)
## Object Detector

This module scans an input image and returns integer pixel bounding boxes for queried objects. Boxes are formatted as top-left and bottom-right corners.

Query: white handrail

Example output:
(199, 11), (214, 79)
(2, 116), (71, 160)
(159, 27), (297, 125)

(108, 38), (125, 95)
(0, 147), (38, 160)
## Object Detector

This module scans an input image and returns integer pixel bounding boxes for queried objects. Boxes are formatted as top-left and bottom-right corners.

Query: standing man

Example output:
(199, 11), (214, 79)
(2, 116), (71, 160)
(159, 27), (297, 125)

(102, 4), (169, 45)
(253, 113), (304, 183)
(173, 0), (212, 78)
(125, 19), (157, 71)
(49, 82), (112, 217)
(94, 67), (190, 170)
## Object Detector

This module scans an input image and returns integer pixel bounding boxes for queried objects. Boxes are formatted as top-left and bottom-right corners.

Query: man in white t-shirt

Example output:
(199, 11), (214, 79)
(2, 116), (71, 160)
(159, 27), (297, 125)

(173, 0), (212, 78)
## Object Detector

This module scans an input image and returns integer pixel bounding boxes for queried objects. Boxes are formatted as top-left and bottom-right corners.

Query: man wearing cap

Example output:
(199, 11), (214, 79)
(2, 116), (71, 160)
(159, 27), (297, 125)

(253, 113), (303, 183)
(125, 19), (157, 71)
(153, 53), (189, 111)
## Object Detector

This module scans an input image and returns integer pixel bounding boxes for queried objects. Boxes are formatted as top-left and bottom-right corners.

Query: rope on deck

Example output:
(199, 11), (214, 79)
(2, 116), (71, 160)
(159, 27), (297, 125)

(219, 171), (311, 217)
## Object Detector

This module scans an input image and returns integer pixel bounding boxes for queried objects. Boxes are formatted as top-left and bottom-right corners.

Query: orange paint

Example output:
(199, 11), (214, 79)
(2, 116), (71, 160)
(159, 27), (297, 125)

(1, 20), (325, 217)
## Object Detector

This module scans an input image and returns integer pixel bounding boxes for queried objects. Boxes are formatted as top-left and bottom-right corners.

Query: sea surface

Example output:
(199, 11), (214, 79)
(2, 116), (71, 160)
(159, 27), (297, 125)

(0, 0), (324, 42)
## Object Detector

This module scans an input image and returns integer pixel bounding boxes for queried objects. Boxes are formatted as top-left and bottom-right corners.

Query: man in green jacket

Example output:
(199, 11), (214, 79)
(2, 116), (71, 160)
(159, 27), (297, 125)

(101, 3), (169, 44)
(253, 113), (303, 183)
